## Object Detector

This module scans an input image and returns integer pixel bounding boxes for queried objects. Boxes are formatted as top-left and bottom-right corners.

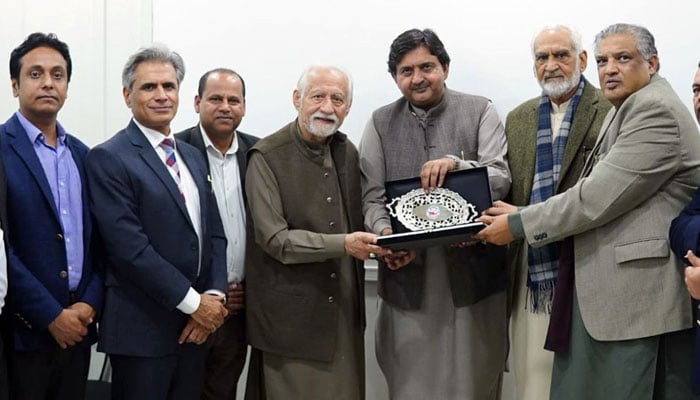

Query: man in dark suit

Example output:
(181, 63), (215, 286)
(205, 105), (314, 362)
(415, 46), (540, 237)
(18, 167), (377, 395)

(668, 59), (700, 396)
(0, 228), (7, 400)
(175, 68), (258, 399)
(1, 32), (103, 400)
(0, 147), (8, 400)
(86, 45), (228, 400)
(0, 112), (9, 400)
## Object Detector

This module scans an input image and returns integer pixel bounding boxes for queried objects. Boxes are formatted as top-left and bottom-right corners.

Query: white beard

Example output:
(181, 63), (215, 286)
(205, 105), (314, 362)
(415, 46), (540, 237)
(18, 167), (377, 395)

(306, 111), (339, 138)
(540, 68), (581, 99)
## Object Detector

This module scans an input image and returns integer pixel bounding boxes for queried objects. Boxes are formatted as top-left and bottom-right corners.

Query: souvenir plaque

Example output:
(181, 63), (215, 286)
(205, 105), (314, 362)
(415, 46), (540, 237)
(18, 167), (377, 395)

(376, 167), (491, 250)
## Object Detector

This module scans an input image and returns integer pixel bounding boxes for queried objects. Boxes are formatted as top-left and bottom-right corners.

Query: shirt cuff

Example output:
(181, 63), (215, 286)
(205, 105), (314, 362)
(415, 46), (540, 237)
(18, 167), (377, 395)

(204, 289), (226, 300)
(445, 154), (478, 171)
(508, 212), (525, 240)
(325, 234), (348, 257)
(176, 287), (200, 314)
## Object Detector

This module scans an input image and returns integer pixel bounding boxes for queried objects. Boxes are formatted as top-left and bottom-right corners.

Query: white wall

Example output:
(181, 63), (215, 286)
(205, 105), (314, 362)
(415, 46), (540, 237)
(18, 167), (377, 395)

(153, 0), (699, 145)
(1, 1), (698, 398)
(2, 0), (697, 146)
(0, 0), (152, 146)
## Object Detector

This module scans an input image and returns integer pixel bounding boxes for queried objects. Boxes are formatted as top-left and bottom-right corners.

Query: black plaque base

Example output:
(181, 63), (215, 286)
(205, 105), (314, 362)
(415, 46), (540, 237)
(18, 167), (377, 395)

(376, 221), (486, 250)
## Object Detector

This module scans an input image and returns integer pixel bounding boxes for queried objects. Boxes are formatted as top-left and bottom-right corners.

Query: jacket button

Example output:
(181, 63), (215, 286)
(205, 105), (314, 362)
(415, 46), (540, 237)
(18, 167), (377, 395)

(328, 296), (334, 303)
(330, 272), (337, 279)
(324, 172), (329, 178)
(56, 233), (64, 241)
(329, 221), (335, 228)
(59, 270), (68, 279)
(326, 196), (333, 203)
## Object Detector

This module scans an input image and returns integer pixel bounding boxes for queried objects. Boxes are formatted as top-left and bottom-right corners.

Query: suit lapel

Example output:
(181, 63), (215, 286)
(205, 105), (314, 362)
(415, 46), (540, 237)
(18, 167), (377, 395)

(126, 124), (192, 223)
(6, 117), (61, 221)
(236, 133), (252, 204)
(189, 126), (207, 156)
(511, 103), (539, 202)
(236, 134), (247, 185)
(581, 108), (616, 178)
(557, 83), (597, 190)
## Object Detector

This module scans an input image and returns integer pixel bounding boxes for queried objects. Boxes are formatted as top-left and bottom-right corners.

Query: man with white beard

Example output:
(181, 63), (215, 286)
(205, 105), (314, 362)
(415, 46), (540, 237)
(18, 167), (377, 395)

(501, 25), (611, 400)
(244, 65), (390, 400)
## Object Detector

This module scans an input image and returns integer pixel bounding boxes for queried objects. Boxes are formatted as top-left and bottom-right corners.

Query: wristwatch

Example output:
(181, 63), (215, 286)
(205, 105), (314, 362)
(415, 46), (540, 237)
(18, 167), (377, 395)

(444, 154), (461, 171)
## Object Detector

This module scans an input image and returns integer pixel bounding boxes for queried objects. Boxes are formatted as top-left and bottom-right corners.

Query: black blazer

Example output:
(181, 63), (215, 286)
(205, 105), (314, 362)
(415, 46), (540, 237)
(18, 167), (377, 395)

(87, 120), (227, 357)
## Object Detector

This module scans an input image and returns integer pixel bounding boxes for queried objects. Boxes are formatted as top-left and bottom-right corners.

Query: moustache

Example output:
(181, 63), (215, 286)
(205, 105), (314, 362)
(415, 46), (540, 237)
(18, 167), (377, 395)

(311, 111), (338, 123)
(543, 72), (565, 80)
(410, 82), (431, 91)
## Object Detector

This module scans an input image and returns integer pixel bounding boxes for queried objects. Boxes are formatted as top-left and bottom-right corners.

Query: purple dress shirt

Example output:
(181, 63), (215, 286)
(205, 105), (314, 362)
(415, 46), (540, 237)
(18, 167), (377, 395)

(16, 112), (84, 291)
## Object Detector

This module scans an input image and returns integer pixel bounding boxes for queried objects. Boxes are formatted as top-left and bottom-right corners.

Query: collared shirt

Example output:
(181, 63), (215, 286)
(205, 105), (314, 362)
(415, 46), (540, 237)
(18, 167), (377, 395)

(550, 98), (572, 139)
(508, 98), (574, 240)
(201, 125), (246, 283)
(133, 119), (204, 314)
(16, 111), (83, 291)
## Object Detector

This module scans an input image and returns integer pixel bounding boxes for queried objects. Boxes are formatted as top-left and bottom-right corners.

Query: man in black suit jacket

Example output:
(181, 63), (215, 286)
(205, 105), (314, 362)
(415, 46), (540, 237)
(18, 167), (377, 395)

(0, 148), (7, 400)
(175, 68), (258, 400)
(86, 45), (228, 400)
(668, 60), (700, 395)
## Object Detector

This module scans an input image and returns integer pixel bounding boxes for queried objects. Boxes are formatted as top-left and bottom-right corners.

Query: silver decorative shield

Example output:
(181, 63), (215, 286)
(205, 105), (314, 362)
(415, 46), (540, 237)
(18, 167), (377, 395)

(386, 187), (478, 231)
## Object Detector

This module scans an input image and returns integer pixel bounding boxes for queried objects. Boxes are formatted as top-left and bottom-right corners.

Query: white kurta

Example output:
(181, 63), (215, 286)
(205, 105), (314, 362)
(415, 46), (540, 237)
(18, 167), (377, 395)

(510, 244), (554, 400)
(360, 91), (511, 399)
(508, 101), (569, 400)
(375, 247), (507, 400)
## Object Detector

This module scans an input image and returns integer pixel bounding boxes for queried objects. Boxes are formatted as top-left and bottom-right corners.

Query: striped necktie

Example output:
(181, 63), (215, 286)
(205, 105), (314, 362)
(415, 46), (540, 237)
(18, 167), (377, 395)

(159, 138), (185, 202)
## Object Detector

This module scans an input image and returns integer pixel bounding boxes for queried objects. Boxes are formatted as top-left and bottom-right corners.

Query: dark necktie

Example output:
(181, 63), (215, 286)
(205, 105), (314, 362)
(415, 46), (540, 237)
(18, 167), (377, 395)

(159, 138), (185, 203)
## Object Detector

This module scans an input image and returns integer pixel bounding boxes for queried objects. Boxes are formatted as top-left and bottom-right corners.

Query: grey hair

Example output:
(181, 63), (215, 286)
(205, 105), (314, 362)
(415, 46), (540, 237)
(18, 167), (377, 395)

(122, 44), (185, 92)
(532, 25), (584, 56)
(594, 23), (659, 71)
(296, 65), (354, 106)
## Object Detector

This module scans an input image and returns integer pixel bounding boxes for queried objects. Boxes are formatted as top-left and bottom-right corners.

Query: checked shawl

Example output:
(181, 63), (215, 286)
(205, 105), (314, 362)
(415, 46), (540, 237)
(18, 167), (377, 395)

(527, 78), (585, 313)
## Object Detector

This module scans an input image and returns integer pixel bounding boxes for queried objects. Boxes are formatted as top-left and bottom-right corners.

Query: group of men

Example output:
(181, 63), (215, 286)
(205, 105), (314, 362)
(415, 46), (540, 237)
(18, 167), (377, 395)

(0, 20), (699, 400)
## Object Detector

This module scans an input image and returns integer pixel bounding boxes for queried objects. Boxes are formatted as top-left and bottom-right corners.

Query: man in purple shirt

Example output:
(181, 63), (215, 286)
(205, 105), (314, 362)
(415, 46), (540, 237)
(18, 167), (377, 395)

(0, 32), (103, 400)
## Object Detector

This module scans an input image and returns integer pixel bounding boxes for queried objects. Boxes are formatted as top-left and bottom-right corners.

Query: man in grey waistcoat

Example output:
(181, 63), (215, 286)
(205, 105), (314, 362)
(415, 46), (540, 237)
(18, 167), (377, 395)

(359, 28), (511, 400)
